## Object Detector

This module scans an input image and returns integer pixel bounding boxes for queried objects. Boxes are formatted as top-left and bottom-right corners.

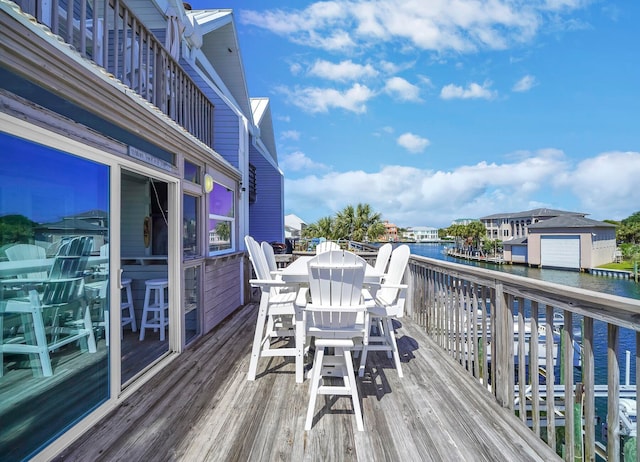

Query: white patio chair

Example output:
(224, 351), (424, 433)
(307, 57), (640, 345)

(245, 236), (304, 382)
(0, 236), (97, 377)
(373, 243), (393, 276)
(315, 241), (340, 254)
(296, 250), (367, 431)
(359, 244), (410, 378)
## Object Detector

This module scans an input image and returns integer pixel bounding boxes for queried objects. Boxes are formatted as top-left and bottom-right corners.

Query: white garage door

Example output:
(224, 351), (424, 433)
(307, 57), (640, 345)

(541, 235), (580, 269)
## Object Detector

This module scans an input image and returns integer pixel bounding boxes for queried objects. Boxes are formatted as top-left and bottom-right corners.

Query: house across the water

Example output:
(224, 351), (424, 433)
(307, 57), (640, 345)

(481, 209), (617, 270)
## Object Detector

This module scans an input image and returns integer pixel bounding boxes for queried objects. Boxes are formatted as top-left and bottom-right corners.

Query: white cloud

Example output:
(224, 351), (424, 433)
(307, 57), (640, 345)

(238, 1), (586, 54)
(397, 132), (430, 153)
(512, 75), (537, 92)
(283, 149), (596, 227)
(555, 151), (640, 219)
(289, 63), (303, 75)
(308, 59), (378, 81)
(277, 83), (375, 113)
(280, 151), (329, 172)
(440, 81), (497, 100)
(281, 130), (301, 140)
(384, 77), (422, 102)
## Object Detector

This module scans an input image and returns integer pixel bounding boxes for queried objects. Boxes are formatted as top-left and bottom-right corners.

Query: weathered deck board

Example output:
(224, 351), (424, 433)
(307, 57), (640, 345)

(55, 304), (560, 461)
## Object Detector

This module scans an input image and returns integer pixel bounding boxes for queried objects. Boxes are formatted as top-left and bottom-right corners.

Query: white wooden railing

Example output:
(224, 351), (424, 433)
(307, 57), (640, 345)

(407, 255), (640, 461)
(14, 0), (214, 146)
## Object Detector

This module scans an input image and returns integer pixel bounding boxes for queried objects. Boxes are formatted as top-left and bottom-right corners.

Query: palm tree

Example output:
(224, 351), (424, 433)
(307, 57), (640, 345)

(334, 203), (385, 242)
(302, 216), (334, 239)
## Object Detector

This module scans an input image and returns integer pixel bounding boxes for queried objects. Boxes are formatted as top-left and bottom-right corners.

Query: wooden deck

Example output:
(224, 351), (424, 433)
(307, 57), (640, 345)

(54, 303), (560, 461)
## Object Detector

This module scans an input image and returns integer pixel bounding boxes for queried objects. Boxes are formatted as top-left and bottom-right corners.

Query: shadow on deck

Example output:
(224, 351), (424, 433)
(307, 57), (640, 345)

(55, 303), (560, 461)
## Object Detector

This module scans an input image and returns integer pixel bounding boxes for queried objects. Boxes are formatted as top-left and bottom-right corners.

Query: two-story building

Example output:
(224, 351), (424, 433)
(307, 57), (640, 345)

(406, 226), (439, 242)
(0, 1), (283, 459)
(481, 209), (617, 270)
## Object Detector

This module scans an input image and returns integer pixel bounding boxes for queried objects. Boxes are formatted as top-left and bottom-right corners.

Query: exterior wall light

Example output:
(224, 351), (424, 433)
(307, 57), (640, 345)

(204, 173), (214, 193)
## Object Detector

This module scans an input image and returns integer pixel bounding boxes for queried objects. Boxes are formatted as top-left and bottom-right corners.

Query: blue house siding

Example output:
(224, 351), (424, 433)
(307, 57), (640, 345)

(181, 62), (241, 169)
(249, 145), (284, 243)
(209, 92), (241, 168)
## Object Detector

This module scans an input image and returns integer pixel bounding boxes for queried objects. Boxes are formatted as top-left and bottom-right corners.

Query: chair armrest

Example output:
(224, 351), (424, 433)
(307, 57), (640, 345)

(248, 278), (291, 289)
(378, 283), (408, 290)
(294, 287), (309, 309)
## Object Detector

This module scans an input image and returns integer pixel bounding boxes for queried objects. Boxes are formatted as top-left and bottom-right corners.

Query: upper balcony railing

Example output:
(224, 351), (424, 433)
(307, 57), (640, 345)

(406, 255), (640, 461)
(15, 0), (213, 147)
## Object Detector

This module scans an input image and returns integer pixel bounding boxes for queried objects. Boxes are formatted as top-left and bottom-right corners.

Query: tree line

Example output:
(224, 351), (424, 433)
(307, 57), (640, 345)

(301, 203), (386, 242)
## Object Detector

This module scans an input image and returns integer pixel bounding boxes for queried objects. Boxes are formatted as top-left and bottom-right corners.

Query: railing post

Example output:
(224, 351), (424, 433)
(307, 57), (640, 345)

(494, 281), (512, 407)
(607, 324), (620, 460)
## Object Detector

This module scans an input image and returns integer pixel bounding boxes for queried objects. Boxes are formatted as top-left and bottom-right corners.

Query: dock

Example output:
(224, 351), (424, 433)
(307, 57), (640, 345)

(54, 302), (559, 461)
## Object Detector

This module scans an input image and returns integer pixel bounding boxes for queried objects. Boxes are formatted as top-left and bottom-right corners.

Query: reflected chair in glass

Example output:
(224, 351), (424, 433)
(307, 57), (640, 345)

(245, 235), (302, 382)
(359, 244), (410, 378)
(296, 250), (367, 431)
(0, 236), (97, 377)
(5, 243), (49, 280)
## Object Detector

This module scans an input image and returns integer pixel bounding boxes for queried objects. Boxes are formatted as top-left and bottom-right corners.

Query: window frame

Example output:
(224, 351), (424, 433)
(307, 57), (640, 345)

(207, 176), (236, 256)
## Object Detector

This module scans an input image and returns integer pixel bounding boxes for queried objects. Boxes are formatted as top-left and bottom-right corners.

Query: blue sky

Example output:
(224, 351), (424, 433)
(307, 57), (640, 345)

(192, 0), (639, 228)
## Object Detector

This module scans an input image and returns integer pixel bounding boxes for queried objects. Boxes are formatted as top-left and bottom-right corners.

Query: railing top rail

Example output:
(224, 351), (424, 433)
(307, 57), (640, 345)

(409, 254), (640, 329)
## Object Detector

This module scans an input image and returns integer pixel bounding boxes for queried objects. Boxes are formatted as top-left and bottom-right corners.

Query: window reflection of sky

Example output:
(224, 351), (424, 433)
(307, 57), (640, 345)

(210, 182), (233, 217)
(1, 132), (109, 223)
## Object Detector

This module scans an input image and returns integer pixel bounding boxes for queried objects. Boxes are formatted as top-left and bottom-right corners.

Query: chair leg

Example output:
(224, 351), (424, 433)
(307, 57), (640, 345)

(343, 348), (364, 431)
(30, 307), (53, 377)
(385, 317), (403, 378)
(305, 347), (324, 430)
(294, 308), (305, 383)
(247, 292), (269, 381)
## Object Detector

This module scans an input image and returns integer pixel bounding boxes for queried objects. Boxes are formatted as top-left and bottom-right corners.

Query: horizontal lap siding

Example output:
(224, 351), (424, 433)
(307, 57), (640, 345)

(249, 145), (284, 243)
(209, 92), (240, 168)
(203, 253), (243, 332)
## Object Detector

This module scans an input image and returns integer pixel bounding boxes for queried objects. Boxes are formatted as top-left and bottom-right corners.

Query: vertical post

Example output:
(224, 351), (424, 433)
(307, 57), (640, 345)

(546, 305), (556, 451)
(494, 282), (512, 407)
(583, 317), (595, 462)
(607, 324), (620, 460)
(563, 311), (575, 461)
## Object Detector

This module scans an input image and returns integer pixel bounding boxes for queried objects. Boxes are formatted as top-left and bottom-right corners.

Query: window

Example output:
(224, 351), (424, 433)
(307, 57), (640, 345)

(183, 194), (199, 258)
(0, 131), (109, 460)
(208, 181), (235, 254)
(184, 160), (200, 184)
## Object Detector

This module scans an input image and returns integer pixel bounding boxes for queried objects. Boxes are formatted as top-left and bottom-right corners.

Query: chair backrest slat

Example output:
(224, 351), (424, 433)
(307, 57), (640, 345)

(377, 244), (410, 305)
(373, 243), (393, 274)
(261, 241), (278, 274)
(315, 241), (340, 254)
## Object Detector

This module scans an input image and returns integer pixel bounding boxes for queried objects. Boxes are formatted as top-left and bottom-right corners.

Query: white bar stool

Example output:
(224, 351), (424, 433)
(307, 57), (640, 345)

(121, 277), (137, 335)
(139, 278), (169, 341)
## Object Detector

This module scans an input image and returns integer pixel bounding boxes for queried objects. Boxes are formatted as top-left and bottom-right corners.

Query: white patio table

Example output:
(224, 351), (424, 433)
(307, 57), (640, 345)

(279, 256), (383, 286)
(279, 255), (383, 382)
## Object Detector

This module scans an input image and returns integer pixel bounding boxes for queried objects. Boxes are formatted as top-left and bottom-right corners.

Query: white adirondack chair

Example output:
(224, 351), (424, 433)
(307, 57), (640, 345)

(0, 236), (97, 377)
(315, 241), (340, 254)
(373, 243), (393, 276)
(296, 250), (367, 431)
(245, 236), (304, 382)
(359, 244), (410, 378)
